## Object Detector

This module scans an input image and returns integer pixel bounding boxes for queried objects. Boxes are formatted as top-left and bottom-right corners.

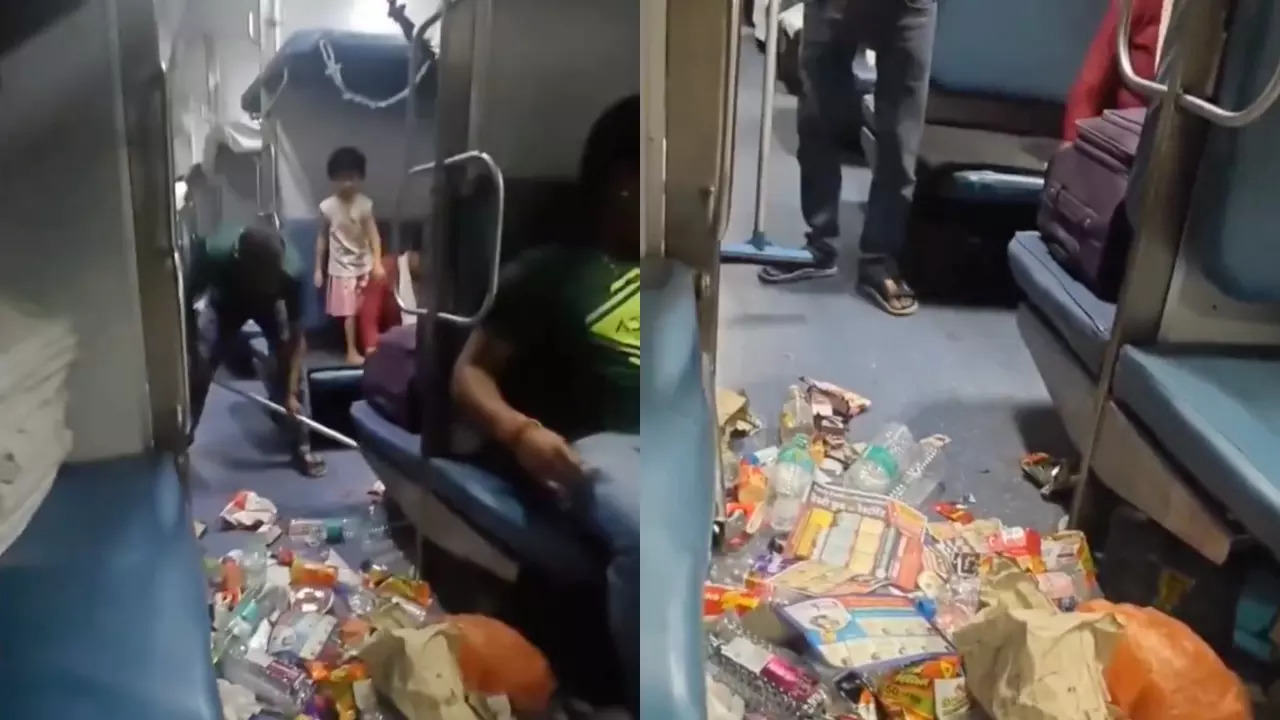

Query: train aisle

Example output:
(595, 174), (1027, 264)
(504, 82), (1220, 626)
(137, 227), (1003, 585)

(718, 35), (1068, 532)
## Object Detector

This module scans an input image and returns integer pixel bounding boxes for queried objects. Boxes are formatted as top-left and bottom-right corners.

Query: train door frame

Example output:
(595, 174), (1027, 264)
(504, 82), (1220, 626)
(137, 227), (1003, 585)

(115, 0), (190, 459)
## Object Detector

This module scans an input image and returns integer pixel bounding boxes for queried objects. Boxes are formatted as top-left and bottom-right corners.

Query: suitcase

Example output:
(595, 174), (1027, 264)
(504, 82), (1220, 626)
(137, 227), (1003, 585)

(362, 324), (420, 431)
(1038, 107), (1146, 301)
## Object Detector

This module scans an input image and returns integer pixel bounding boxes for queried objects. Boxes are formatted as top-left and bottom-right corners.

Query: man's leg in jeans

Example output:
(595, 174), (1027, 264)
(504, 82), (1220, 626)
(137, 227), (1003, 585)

(187, 300), (243, 445)
(760, 0), (861, 284)
(257, 307), (327, 477)
(858, 0), (936, 315)
(569, 433), (639, 714)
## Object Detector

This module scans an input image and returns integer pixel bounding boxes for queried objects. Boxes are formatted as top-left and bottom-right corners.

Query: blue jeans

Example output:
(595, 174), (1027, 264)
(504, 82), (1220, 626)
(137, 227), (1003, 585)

(570, 433), (640, 712)
(798, 0), (937, 269)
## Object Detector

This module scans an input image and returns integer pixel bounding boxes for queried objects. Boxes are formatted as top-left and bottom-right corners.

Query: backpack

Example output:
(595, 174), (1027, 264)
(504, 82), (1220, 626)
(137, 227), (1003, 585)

(362, 324), (420, 431)
(1038, 108), (1146, 302)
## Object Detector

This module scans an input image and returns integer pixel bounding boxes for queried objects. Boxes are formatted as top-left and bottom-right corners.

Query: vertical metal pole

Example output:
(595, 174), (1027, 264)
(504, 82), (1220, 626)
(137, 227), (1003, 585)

(751, 0), (780, 244)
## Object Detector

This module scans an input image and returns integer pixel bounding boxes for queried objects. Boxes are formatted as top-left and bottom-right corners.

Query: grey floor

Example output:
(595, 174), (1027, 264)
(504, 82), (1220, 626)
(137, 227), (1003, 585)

(718, 36), (1069, 532)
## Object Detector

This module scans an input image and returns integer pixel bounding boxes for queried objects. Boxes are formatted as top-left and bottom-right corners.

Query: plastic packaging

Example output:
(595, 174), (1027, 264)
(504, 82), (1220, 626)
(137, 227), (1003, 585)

(769, 436), (816, 532)
(451, 614), (557, 713)
(843, 423), (916, 494)
(705, 615), (828, 718)
(708, 530), (776, 587)
(218, 641), (316, 714)
(290, 558), (339, 588)
(1078, 600), (1251, 720)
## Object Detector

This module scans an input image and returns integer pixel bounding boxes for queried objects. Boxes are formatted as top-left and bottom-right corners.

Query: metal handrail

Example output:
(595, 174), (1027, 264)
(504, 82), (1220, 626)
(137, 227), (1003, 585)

(1116, 0), (1169, 100)
(1118, 0), (1280, 127)
(391, 151), (506, 327)
(391, 3), (504, 328)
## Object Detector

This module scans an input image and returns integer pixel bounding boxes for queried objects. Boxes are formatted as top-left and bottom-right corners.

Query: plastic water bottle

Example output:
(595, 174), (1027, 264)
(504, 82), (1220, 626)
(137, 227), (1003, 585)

(290, 507), (390, 549)
(843, 423), (916, 494)
(213, 584), (291, 662)
(218, 640), (316, 715)
(769, 436), (816, 532)
(891, 438), (947, 508)
(779, 385), (814, 444)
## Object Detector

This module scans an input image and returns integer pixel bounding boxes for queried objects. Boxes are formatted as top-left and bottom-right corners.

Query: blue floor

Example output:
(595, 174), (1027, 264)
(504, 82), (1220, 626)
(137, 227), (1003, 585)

(189, 375), (381, 557)
(720, 38), (1068, 532)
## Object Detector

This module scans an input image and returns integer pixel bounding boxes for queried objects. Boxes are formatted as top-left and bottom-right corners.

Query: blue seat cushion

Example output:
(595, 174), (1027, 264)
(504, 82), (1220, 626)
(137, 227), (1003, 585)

(0, 455), (220, 720)
(861, 95), (1051, 205)
(1008, 231), (1115, 374)
(1113, 346), (1280, 558)
(349, 401), (597, 581)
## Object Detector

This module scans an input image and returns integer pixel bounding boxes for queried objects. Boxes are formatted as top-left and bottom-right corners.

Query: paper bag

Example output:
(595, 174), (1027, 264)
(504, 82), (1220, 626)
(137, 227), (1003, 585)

(360, 624), (512, 720)
(952, 559), (1122, 720)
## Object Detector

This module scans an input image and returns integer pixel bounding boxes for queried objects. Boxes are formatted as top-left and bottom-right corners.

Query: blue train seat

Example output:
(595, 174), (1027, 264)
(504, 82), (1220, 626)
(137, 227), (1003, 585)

(1008, 231), (1116, 376)
(350, 400), (596, 583)
(640, 262), (715, 720)
(1113, 347), (1280, 556)
(1104, 2), (1280, 559)
(860, 0), (1107, 204)
(0, 455), (220, 720)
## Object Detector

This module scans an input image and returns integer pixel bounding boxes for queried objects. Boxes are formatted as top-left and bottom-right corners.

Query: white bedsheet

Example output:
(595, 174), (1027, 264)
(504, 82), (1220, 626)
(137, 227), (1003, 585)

(0, 297), (76, 558)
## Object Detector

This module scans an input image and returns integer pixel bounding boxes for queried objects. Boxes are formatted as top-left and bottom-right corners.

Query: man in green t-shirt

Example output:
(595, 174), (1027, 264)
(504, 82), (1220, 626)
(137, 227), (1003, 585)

(186, 221), (326, 477)
(450, 96), (640, 709)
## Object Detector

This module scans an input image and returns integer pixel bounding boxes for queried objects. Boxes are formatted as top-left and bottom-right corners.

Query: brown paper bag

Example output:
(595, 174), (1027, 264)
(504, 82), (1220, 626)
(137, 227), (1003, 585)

(360, 624), (513, 720)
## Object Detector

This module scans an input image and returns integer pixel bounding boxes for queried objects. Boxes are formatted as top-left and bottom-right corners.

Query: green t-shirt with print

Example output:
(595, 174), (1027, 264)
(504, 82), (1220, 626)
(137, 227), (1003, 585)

(484, 244), (639, 440)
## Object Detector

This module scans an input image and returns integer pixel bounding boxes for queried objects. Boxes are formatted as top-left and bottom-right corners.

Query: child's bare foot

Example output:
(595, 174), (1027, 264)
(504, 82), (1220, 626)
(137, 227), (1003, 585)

(345, 352), (365, 366)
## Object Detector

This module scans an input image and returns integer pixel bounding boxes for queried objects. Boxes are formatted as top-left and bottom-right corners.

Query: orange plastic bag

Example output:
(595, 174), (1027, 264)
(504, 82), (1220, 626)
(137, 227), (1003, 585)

(450, 614), (556, 712)
(1079, 600), (1252, 720)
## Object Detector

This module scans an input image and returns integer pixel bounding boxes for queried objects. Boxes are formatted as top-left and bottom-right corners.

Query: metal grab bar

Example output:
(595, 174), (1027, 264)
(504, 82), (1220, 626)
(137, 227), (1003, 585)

(1116, 0), (1168, 100)
(1176, 35), (1280, 126)
(1119, 0), (1280, 127)
(212, 378), (360, 449)
(391, 151), (506, 327)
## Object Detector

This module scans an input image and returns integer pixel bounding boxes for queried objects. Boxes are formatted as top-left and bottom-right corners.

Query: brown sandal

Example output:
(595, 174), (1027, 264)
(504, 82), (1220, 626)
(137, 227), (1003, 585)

(859, 269), (918, 316)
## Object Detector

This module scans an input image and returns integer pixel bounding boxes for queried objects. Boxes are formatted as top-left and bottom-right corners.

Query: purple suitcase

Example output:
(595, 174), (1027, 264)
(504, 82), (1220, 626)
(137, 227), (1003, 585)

(362, 324), (419, 431)
(1038, 107), (1146, 301)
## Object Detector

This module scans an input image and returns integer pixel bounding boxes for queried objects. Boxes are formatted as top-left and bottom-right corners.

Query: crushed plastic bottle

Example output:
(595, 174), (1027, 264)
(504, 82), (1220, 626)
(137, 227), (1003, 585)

(890, 436), (948, 507)
(769, 436), (816, 532)
(213, 584), (291, 662)
(842, 423), (916, 494)
(218, 639), (316, 715)
(779, 385), (814, 444)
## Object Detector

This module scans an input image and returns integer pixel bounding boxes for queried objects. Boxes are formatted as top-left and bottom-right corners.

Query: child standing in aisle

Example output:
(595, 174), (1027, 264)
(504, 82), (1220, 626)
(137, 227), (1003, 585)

(315, 146), (385, 365)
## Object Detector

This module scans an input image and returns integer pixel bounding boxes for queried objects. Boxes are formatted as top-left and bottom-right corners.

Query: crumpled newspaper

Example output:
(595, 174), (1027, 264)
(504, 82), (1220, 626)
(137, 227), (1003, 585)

(217, 679), (262, 720)
(952, 559), (1122, 720)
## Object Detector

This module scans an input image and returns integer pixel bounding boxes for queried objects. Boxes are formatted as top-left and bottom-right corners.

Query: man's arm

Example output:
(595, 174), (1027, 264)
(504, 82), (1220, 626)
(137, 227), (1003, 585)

(451, 328), (536, 445)
(314, 223), (328, 285)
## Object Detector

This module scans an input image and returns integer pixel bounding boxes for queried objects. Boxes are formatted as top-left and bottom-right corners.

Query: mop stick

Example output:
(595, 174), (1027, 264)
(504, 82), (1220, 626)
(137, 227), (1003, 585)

(749, 0), (782, 247)
(213, 379), (360, 449)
